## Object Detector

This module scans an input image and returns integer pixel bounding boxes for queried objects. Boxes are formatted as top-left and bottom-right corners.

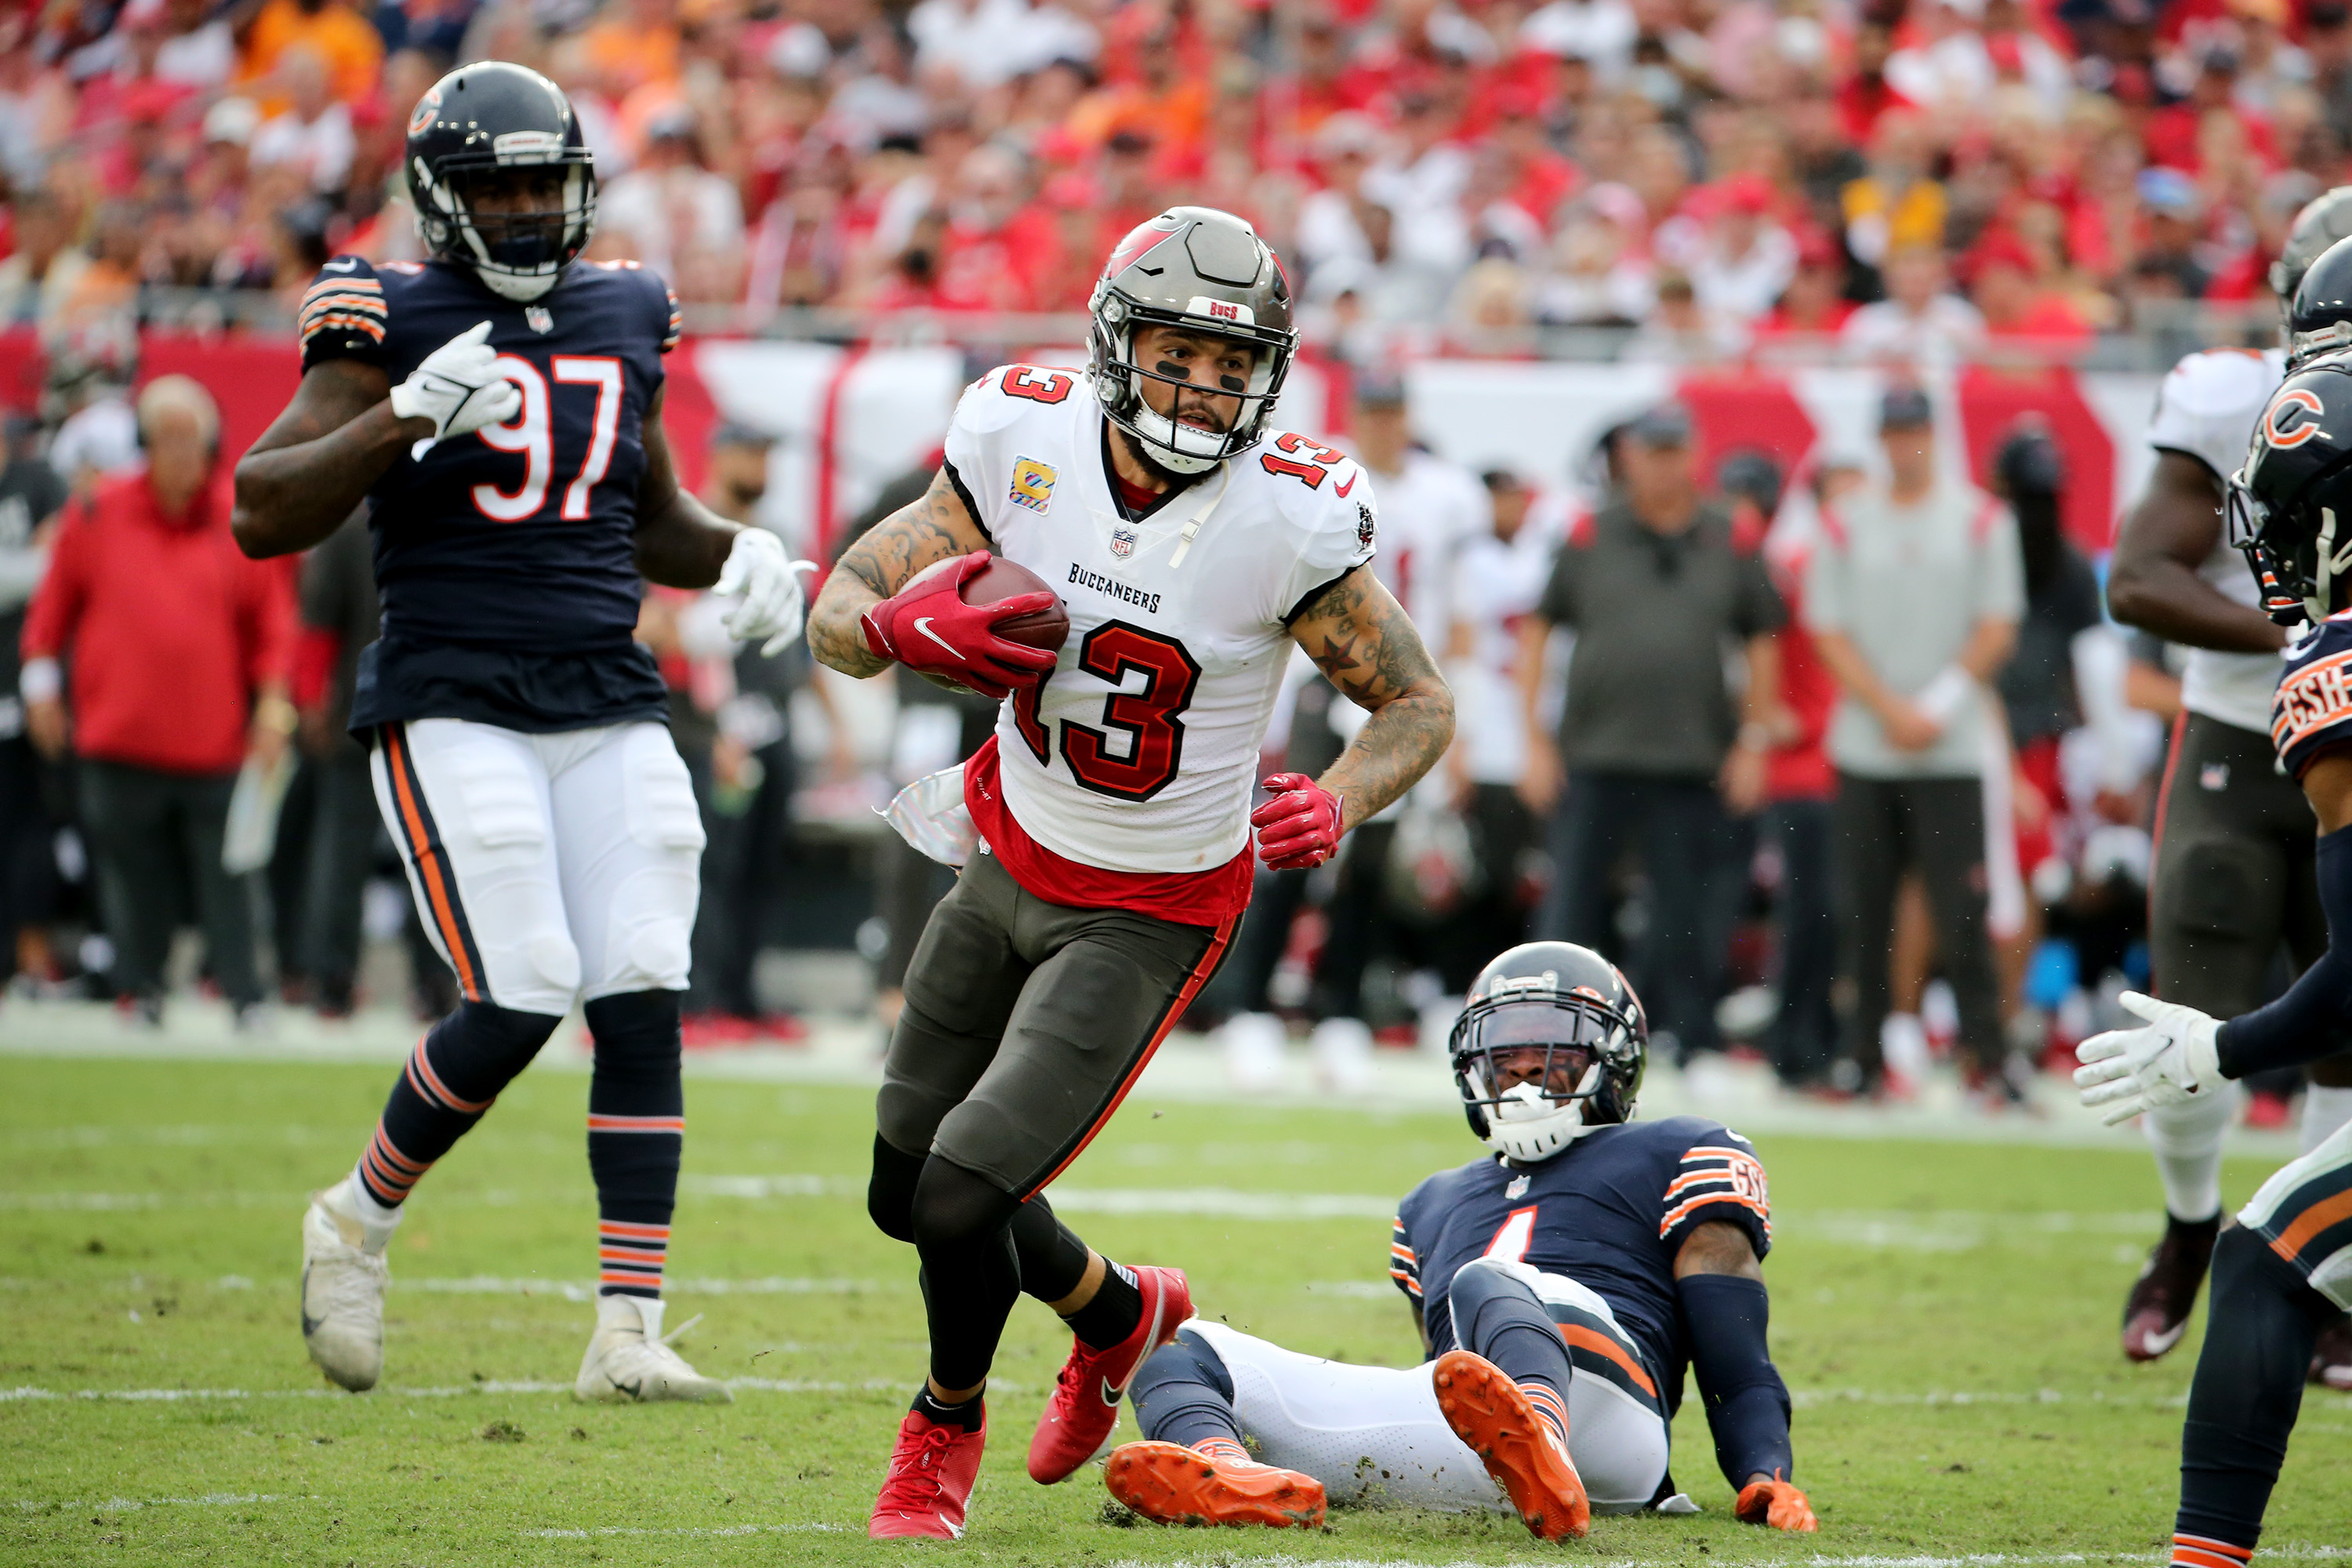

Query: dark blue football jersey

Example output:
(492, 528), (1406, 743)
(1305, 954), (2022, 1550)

(297, 255), (683, 733)
(1392, 1117), (1771, 1412)
(2274, 613), (2352, 780)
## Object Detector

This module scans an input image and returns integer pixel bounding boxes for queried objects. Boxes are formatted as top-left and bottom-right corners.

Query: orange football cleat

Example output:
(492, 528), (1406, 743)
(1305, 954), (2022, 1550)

(1432, 1348), (1590, 1541)
(1736, 1475), (1818, 1531)
(1102, 1440), (1327, 1529)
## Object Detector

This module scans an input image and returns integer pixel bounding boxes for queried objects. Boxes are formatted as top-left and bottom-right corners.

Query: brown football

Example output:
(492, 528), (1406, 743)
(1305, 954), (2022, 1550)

(918, 554), (1070, 695)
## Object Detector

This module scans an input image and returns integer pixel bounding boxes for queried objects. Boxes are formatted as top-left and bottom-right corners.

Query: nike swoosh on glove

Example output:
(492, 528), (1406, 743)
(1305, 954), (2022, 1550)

(387, 321), (522, 445)
(1251, 773), (1344, 870)
(1735, 1478), (1817, 1532)
(2074, 989), (2224, 1125)
(714, 528), (817, 655)
(859, 551), (1058, 700)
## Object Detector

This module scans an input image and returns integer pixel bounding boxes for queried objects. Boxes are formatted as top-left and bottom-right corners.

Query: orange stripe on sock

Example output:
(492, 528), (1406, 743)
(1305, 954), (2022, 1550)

(598, 1221), (671, 1240)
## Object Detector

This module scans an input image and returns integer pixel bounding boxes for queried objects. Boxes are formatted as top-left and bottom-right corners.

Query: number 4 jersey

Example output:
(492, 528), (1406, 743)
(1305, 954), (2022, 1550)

(297, 254), (681, 733)
(945, 365), (1377, 922)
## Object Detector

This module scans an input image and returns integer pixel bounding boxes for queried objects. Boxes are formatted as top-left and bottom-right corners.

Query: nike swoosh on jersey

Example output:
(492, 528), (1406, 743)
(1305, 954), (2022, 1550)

(913, 618), (968, 660)
(1335, 470), (1358, 497)
(324, 257), (359, 271)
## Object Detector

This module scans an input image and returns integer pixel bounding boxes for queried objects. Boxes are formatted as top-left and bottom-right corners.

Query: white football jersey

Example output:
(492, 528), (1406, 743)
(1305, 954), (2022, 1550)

(2146, 346), (2288, 735)
(943, 366), (1378, 876)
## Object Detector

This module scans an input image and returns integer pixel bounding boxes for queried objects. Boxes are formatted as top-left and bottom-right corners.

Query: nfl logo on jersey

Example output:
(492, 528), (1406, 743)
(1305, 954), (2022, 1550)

(1111, 527), (1138, 558)
(525, 306), (554, 334)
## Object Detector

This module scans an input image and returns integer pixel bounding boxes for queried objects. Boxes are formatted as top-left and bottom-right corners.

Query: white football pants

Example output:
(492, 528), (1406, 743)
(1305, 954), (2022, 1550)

(372, 718), (705, 1015)
(1184, 1265), (1671, 1515)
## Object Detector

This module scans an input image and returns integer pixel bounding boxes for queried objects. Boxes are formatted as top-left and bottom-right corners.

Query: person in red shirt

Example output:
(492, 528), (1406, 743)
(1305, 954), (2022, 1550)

(1965, 228), (2092, 343)
(1756, 230), (1856, 340)
(20, 376), (295, 1025)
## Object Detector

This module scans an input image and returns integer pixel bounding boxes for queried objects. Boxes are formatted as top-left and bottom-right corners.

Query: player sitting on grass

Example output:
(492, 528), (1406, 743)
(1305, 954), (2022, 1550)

(2077, 314), (2352, 1568)
(1102, 941), (1817, 1540)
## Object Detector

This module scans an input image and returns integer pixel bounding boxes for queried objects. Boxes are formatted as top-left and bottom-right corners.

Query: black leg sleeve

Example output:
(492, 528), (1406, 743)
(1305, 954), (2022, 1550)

(910, 1153), (1024, 1391)
(2176, 1225), (2336, 1553)
(1678, 1273), (1795, 1487)
(1129, 1328), (1246, 1450)
(868, 1132), (925, 1245)
(1008, 1192), (1093, 1303)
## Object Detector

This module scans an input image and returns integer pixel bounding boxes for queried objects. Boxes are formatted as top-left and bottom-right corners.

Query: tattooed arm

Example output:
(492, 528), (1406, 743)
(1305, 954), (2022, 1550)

(233, 360), (434, 558)
(1287, 565), (1455, 830)
(806, 466), (993, 677)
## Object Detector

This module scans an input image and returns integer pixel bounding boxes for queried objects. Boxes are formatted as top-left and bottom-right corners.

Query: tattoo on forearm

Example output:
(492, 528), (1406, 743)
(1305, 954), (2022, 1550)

(1298, 568), (1454, 826)
(808, 468), (981, 677)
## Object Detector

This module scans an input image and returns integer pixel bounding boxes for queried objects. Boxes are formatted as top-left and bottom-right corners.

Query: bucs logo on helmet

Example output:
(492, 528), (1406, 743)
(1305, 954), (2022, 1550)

(1085, 207), (1298, 476)
(2231, 357), (2352, 625)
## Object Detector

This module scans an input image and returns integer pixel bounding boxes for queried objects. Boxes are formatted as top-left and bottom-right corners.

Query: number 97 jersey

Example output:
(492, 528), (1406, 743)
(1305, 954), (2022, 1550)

(943, 365), (1377, 878)
(297, 254), (681, 660)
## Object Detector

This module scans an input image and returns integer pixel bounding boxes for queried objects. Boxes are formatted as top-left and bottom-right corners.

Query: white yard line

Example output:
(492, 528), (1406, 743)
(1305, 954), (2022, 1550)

(13, 1493), (312, 1513)
(2, 1375), (1019, 1403)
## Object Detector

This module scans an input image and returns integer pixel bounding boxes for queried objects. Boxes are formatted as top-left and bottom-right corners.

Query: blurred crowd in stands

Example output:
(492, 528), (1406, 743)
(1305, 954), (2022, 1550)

(0, 0), (2343, 350)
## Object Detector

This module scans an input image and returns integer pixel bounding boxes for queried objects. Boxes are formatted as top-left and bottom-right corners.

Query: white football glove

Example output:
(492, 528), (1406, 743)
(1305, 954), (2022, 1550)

(388, 321), (522, 445)
(2073, 990), (2225, 1125)
(713, 527), (817, 656)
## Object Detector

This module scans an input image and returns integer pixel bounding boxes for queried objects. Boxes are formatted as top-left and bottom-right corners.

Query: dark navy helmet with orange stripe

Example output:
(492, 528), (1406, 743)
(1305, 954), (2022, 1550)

(2228, 354), (2352, 626)
(1449, 942), (1646, 1163)
(405, 60), (596, 303)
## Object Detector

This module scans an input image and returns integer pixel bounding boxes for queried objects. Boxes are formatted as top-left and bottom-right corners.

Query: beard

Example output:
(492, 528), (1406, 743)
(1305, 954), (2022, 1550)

(1116, 424), (1203, 486)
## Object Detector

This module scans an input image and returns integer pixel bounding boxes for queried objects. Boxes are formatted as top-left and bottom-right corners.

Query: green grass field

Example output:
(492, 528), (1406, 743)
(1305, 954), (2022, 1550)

(3, 1053), (2348, 1566)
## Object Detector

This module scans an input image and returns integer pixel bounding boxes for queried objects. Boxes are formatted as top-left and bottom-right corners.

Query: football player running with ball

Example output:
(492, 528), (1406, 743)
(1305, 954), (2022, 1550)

(1102, 942), (1816, 1541)
(805, 206), (1454, 1539)
(2077, 237), (2352, 1568)
(233, 64), (808, 1400)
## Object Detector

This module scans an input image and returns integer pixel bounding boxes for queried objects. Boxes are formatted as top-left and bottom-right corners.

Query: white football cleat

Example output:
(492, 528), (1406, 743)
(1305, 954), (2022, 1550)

(300, 1183), (392, 1392)
(1220, 1011), (1287, 1091)
(1311, 1016), (1376, 1094)
(574, 1294), (733, 1404)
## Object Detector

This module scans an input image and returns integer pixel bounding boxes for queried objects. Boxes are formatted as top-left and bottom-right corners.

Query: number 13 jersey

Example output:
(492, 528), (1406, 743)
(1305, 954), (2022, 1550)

(942, 365), (1377, 909)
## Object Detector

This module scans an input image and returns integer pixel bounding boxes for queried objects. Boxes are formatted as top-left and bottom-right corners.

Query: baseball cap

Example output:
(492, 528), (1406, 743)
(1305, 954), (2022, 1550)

(1353, 368), (1409, 409)
(1879, 385), (1933, 430)
(1628, 401), (1693, 447)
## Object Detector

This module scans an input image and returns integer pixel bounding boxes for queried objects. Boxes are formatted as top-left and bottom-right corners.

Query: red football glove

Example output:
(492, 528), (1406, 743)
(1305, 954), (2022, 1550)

(860, 551), (1058, 700)
(1251, 772), (1345, 870)
(1735, 1476), (1817, 1533)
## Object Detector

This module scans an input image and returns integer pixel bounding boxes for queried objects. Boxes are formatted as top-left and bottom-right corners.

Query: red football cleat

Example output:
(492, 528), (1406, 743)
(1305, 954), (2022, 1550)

(1026, 1265), (1192, 1484)
(868, 1404), (986, 1540)
(1104, 1440), (1327, 1527)
(1432, 1348), (1589, 1541)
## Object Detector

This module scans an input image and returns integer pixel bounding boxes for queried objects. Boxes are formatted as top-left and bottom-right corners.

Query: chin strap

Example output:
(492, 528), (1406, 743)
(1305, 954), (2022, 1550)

(1167, 466), (1232, 569)
(2314, 506), (2352, 622)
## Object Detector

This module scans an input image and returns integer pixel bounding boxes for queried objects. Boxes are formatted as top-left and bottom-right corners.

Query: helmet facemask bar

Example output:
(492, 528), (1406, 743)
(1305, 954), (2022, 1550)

(1090, 291), (1294, 475)
(1448, 989), (1639, 1164)
(2234, 459), (2352, 624)
(414, 151), (597, 302)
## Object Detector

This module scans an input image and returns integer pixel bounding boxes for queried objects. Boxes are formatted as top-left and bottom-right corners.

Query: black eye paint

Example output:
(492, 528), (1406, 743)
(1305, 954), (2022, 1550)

(1218, 375), (1245, 393)
(1155, 360), (1189, 379)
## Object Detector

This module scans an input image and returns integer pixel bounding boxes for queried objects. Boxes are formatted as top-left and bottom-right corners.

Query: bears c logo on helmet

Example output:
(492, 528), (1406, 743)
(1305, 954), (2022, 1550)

(406, 86), (442, 138)
(2267, 387), (2330, 449)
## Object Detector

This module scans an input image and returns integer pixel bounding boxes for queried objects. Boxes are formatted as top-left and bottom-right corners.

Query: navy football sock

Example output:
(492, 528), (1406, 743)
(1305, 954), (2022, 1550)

(354, 1001), (561, 1208)
(2175, 1226), (2335, 1557)
(1130, 1330), (1246, 1451)
(584, 990), (684, 1299)
(1449, 1259), (1573, 1448)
